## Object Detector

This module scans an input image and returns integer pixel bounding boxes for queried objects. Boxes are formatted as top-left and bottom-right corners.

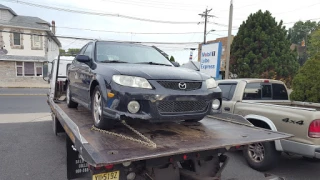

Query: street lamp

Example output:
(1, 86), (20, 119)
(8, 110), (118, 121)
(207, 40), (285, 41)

(206, 29), (216, 36)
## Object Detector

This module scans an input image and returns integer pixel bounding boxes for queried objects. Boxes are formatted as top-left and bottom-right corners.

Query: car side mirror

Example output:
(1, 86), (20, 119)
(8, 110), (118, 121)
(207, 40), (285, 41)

(171, 61), (180, 67)
(76, 55), (91, 63)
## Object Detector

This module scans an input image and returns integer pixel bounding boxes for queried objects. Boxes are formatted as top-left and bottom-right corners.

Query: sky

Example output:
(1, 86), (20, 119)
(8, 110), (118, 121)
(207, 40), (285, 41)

(1, 0), (320, 65)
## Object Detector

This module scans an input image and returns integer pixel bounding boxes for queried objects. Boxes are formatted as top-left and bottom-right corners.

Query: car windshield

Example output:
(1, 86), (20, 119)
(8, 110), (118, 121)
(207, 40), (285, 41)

(95, 42), (173, 66)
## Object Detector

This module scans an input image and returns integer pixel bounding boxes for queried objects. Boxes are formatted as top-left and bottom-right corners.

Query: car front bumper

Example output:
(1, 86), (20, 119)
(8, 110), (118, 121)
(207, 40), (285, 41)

(102, 80), (222, 122)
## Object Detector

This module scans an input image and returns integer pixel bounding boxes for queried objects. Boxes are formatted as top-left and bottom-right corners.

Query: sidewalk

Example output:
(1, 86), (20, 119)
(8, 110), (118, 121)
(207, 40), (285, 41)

(0, 82), (50, 88)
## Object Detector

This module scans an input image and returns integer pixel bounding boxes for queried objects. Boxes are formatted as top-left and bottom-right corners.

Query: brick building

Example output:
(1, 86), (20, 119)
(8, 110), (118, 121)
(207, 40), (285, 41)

(197, 36), (234, 72)
(0, 4), (61, 87)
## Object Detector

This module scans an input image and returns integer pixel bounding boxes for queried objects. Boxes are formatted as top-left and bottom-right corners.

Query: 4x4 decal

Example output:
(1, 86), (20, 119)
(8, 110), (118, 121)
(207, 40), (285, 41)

(282, 118), (304, 125)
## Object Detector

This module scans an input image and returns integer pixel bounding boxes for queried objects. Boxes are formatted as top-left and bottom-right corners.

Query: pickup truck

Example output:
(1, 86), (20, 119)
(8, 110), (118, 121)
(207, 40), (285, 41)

(217, 78), (320, 171)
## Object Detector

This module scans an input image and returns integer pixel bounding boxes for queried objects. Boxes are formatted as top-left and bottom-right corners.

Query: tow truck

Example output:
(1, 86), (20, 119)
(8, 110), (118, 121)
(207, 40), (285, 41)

(45, 55), (292, 180)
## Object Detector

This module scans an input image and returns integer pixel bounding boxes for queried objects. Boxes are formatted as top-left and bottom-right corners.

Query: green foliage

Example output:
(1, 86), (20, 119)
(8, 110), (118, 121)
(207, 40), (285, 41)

(290, 53), (320, 102)
(68, 48), (81, 55)
(169, 56), (175, 62)
(59, 49), (66, 55)
(230, 10), (299, 87)
(288, 20), (320, 45)
(308, 29), (320, 58)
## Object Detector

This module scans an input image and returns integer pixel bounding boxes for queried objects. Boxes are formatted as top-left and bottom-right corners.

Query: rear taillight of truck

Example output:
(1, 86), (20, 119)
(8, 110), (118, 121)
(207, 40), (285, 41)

(309, 119), (320, 138)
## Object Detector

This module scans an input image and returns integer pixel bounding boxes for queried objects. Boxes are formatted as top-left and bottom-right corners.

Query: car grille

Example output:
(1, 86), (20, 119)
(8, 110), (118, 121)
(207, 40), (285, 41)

(157, 100), (208, 113)
(157, 81), (202, 91)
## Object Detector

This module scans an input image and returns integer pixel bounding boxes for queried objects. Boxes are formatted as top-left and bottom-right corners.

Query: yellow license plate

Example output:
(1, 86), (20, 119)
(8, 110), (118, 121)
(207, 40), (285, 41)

(92, 171), (120, 180)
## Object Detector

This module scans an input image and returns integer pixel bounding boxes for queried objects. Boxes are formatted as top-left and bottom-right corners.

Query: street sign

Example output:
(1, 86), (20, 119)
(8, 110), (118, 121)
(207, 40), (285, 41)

(199, 42), (222, 78)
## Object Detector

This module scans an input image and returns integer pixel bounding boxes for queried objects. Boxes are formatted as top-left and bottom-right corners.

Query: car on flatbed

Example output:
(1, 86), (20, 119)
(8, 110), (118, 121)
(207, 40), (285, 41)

(45, 54), (292, 180)
(66, 40), (222, 130)
(217, 78), (320, 171)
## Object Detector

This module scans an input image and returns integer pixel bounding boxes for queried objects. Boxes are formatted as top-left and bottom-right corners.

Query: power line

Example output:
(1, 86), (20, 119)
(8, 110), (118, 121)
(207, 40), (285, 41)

(4, 0), (214, 25)
(0, 29), (202, 44)
(199, 8), (216, 44)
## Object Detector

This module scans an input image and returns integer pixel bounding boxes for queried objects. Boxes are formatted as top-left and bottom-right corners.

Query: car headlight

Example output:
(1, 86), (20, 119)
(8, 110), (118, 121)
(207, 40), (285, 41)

(112, 75), (152, 89)
(206, 78), (217, 89)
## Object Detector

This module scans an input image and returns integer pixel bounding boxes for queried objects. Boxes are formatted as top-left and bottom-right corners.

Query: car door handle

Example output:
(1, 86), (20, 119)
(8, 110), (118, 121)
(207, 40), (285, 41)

(224, 107), (230, 111)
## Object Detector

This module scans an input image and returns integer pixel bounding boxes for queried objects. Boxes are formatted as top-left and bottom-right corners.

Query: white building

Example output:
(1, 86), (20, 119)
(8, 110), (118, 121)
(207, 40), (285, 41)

(0, 4), (61, 87)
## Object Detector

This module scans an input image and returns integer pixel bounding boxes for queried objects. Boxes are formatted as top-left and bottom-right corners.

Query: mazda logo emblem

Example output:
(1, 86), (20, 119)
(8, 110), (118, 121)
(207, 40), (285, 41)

(178, 82), (187, 89)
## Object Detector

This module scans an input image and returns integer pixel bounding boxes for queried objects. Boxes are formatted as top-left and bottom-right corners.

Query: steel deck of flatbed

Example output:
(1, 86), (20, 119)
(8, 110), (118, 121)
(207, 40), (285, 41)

(50, 100), (291, 167)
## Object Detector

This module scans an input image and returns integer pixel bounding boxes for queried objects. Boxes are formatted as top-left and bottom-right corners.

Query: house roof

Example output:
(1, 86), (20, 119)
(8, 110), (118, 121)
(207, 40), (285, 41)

(0, 55), (47, 61)
(0, 4), (61, 47)
(0, 4), (17, 16)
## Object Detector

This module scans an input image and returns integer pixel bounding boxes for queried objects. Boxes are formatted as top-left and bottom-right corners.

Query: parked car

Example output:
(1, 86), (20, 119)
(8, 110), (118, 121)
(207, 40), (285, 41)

(217, 78), (320, 171)
(66, 40), (222, 129)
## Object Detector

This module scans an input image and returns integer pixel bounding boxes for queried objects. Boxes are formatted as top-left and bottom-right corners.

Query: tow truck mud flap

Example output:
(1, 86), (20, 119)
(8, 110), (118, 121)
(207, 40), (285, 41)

(66, 135), (91, 179)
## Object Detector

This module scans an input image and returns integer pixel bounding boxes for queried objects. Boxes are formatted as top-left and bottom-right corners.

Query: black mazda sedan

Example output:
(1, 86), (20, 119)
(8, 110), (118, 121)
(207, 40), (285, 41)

(66, 40), (222, 130)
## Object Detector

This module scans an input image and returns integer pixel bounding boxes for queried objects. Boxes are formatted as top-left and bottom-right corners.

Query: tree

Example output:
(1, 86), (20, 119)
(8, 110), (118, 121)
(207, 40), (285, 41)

(169, 56), (175, 62)
(230, 10), (299, 87)
(287, 20), (320, 45)
(68, 48), (81, 55)
(290, 52), (320, 102)
(308, 28), (320, 58)
(59, 49), (66, 55)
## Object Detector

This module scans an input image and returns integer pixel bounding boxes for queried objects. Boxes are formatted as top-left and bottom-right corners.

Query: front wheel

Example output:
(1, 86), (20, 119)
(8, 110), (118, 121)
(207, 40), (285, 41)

(91, 85), (115, 130)
(243, 141), (280, 171)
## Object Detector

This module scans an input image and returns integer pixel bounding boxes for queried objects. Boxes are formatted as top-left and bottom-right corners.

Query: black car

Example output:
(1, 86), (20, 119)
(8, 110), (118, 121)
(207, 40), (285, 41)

(66, 40), (222, 130)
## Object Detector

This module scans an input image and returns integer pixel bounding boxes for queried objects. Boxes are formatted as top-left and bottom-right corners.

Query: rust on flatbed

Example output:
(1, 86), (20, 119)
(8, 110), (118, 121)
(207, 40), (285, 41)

(53, 102), (292, 166)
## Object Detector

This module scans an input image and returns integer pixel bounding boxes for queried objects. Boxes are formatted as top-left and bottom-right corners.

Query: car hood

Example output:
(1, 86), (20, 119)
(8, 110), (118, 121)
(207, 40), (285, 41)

(99, 63), (207, 81)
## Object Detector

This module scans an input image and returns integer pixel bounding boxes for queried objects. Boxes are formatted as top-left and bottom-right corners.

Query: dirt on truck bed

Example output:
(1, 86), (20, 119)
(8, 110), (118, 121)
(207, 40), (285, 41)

(53, 102), (291, 166)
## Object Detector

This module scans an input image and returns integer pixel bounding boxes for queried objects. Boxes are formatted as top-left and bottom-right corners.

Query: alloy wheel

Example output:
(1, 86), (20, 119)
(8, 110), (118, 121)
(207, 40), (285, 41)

(248, 143), (265, 163)
(93, 91), (102, 125)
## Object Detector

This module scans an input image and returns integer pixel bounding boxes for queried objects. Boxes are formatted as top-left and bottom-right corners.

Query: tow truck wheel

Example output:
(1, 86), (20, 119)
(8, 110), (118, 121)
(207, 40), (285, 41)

(91, 85), (115, 130)
(66, 83), (78, 108)
(243, 141), (280, 171)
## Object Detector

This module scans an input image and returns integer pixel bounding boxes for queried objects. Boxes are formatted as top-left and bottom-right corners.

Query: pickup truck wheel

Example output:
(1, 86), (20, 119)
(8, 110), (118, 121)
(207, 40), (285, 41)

(66, 83), (78, 108)
(243, 141), (280, 171)
(92, 86), (115, 130)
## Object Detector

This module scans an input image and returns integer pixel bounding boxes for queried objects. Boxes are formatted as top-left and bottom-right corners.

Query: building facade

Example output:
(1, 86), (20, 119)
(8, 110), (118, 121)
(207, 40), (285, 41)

(0, 4), (61, 87)
(197, 36), (234, 72)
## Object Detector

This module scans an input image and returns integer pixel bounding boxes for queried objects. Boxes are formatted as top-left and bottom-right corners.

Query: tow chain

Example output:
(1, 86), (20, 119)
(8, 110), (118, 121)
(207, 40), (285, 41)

(90, 120), (157, 148)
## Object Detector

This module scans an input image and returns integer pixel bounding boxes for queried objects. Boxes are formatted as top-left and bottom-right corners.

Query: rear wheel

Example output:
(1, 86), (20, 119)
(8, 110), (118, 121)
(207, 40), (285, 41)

(92, 85), (115, 130)
(243, 141), (280, 171)
(66, 83), (78, 108)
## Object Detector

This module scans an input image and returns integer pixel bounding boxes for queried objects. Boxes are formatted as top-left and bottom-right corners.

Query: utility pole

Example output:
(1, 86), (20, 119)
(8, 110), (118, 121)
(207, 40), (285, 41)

(225, 0), (233, 79)
(199, 8), (215, 44)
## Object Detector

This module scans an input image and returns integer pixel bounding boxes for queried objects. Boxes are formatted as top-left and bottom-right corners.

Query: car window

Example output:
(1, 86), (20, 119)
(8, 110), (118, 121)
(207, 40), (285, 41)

(95, 42), (172, 65)
(79, 45), (88, 55)
(219, 83), (237, 101)
(243, 83), (262, 100)
(83, 43), (93, 58)
(272, 83), (288, 100)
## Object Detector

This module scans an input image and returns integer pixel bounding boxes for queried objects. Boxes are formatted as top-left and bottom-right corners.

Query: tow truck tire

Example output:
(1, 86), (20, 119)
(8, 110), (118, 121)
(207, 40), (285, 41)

(91, 85), (115, 130)
(66, 83), (78, 108)
(243, 141), (280, 171)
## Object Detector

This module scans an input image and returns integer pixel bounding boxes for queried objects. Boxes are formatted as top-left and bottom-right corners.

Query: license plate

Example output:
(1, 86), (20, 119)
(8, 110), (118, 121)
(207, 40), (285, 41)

(92, 171), (120, 180)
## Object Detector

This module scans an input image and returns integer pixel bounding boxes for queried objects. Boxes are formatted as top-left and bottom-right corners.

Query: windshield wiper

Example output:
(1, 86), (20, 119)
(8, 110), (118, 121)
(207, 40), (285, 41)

(135, 62), (172, 66)
(100, 60), (128, 63)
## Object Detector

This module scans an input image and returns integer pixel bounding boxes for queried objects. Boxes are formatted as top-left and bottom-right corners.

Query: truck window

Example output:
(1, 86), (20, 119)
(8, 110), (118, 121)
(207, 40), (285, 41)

(219, 83), (236, 101)
(261, 84), (272, 99)
(272, 83), (288, 100)
(243, 83), (261, 100)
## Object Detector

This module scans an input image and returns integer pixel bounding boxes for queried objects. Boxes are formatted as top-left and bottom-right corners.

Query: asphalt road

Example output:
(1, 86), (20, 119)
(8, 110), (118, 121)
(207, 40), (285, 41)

(0, 91), (319, 180)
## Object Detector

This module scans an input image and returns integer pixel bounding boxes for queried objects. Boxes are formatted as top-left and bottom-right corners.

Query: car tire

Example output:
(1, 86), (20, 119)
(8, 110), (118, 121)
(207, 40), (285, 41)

(66, 83), (78, 108)
(243, 141), (280, 171)
(91, 85), (115, 130)
(302, 156), (320, 162)
(184, 117), (204, 122)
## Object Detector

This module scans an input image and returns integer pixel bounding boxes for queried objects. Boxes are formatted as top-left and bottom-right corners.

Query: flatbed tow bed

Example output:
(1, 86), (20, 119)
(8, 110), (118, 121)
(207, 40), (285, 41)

(46, 55), (292, 180)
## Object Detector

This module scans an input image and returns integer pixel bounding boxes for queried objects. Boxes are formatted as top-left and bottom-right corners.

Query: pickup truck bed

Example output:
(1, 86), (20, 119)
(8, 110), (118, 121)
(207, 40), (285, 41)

(51, 100), (291, 167)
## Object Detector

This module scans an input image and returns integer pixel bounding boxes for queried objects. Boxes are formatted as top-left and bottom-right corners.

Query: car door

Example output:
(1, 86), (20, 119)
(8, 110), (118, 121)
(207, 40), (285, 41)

(218, 83), (237, 113)
(68, 45), (87, 100)
(77, 42), (94, 102)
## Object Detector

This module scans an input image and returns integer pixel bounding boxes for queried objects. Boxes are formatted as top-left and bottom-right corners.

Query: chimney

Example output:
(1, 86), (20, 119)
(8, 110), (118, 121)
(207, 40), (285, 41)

(52, 20), (56, 35)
